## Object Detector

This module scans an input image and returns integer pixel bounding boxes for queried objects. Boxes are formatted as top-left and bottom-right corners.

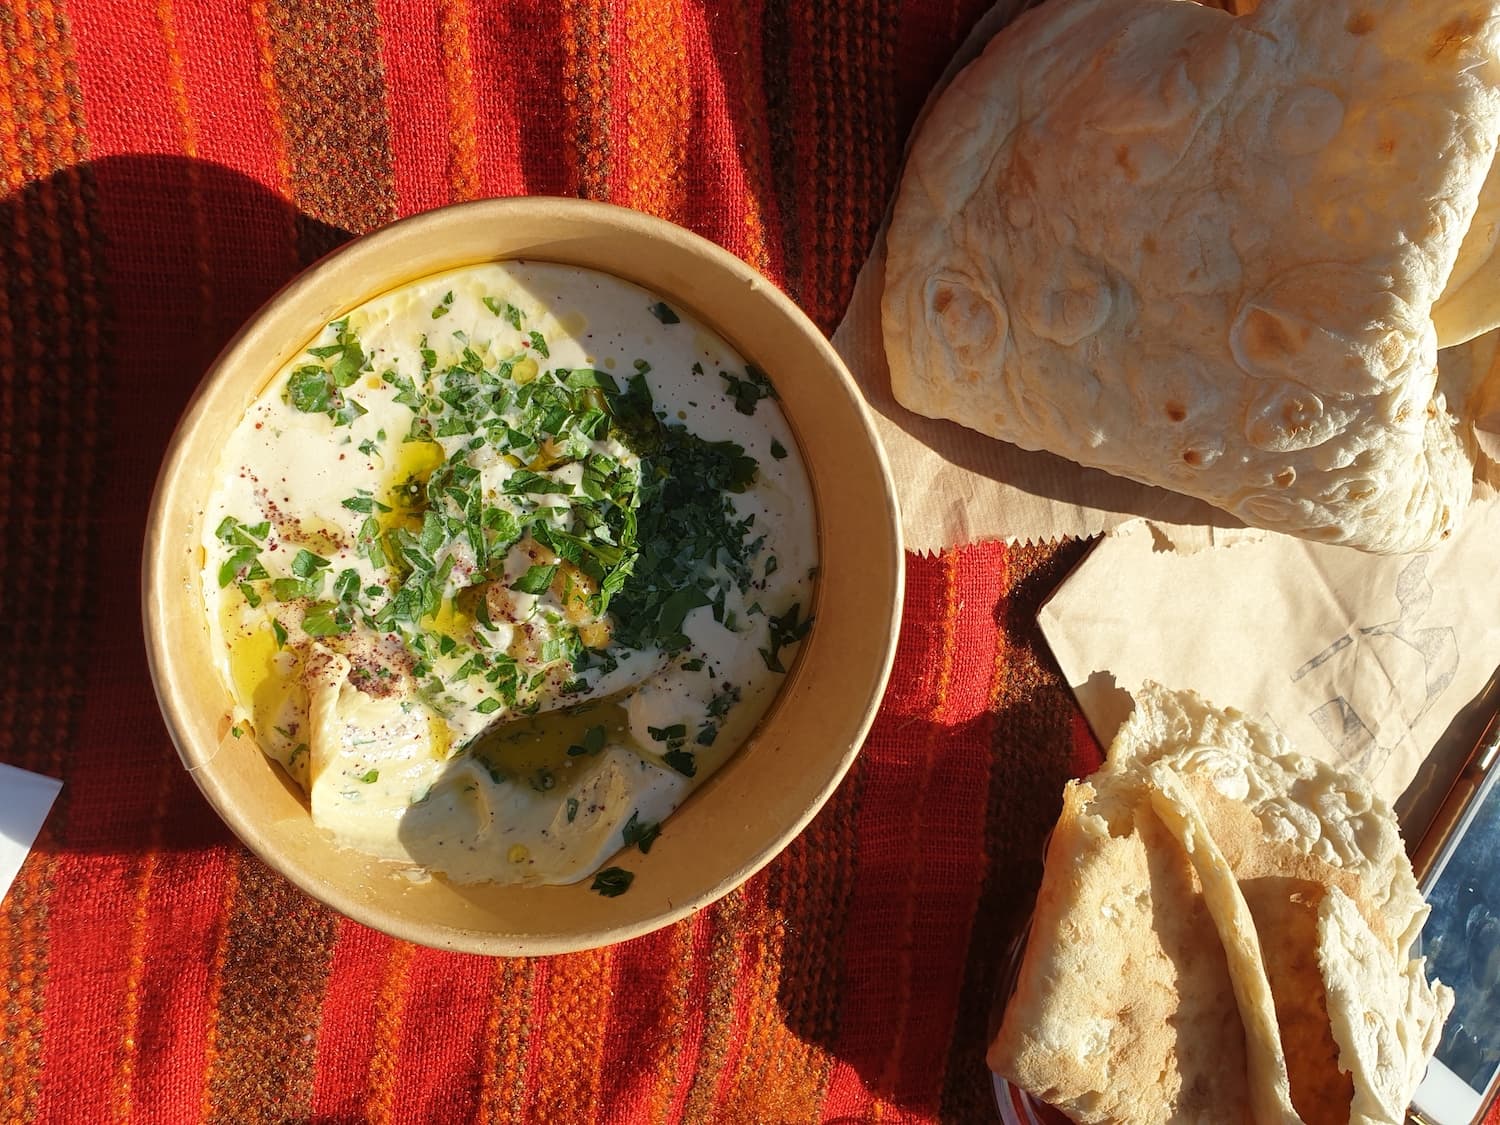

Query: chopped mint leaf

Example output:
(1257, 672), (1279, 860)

(622, 811), (661, 854)
(509, 564), (557, 595)
(591, 866), (633, 897)
(648, 301), (680, 325)
(302, 601), (351, 637)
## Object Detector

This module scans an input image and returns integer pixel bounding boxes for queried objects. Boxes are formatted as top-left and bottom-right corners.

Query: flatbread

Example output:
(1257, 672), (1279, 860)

(1146, 763), (1302, 1125)
(990, 781), (1253, 1123)
(1319, 888), (1455, 1125)
(989, 685), (1450, 1124)
(1435, 168), (1500, 348)
(883, 0), (1500, 553)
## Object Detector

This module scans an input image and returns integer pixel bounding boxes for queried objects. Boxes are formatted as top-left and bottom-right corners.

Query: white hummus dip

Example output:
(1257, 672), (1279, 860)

(203, 261), (816, 889)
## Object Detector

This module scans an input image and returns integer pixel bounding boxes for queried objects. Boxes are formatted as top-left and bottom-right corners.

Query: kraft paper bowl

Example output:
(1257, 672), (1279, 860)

(142, 198), (903, 956)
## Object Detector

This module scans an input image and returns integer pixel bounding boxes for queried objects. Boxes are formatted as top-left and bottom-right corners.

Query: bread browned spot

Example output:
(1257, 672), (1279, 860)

(1429, 12), (1483, 59)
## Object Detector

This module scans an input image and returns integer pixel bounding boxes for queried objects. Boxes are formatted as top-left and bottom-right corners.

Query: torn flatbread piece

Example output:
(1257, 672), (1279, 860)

(883, 0), (1500, 552)
(988, 684), (1452, 1124)
(1146, 763), (1302, 1125)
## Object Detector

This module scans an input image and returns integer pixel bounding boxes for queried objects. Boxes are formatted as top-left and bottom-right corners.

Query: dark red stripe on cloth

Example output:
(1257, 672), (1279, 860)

(822, 544), (1009, 1118)
(375, 0), (456, 215)
(758, 0), (803, 309)
(562, 0), (612, 201)
(0, 0), (103, 1117)
(687, 3), (776, 277)
(384, 946), (497, 1123)
(476, 957), (537, 1122)
(591, 922), (693, 1116)
(938, 540), (1097, 1122)
(466, 5), (573, 198)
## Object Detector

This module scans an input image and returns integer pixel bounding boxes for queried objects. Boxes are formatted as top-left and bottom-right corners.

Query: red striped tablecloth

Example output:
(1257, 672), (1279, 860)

(2, 3), (1445, 1124)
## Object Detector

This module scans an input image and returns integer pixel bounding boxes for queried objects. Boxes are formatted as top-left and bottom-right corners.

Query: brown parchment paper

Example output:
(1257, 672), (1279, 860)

(1038, 502), (1500, 820)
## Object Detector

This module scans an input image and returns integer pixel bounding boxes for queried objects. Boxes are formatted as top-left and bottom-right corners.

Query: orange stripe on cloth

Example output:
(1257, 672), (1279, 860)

(617, 0), (688, 220)
(561, 0), (611, 200)
(0, 853), (53, 1124)
(364, 940), (416, 1125)
(248, 0), (295, 201)
(521, 946), (616, 1123)
(437, 0), (480, 203)
(477, 958), (537, 1122)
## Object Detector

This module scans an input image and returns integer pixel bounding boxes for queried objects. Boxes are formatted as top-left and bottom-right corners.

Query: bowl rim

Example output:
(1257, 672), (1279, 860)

(142, 196), (904, 955)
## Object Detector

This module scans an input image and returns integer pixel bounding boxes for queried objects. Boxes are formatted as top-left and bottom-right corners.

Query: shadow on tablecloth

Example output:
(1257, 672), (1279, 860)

(2, 154), (347, 853)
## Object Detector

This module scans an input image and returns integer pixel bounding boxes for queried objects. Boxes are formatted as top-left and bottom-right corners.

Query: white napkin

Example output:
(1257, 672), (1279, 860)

(0, 763), (62, 906)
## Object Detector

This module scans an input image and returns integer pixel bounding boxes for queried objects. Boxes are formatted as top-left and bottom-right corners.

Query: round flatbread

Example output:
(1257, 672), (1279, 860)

(883, 0), (1500, 552)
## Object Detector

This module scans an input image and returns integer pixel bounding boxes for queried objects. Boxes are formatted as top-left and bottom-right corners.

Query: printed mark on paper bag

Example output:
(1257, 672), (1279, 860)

(1291, 557), (1458, 774)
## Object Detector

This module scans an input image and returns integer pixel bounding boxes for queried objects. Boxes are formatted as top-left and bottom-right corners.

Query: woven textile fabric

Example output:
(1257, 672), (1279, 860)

(0, 1), (1363, 1123)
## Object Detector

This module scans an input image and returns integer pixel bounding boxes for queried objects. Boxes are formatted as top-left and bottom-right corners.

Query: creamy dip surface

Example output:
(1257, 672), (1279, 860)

(203, 261), (817, 889)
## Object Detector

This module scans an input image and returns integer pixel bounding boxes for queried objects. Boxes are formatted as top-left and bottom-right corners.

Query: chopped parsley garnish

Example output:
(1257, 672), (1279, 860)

(224, 297), (795, 795)
(770, 439), (787, 460)
(286, 319), (369, 426)
(357, 769), (379, 783)
(483, 297), (523, 329)
(566, 724), (607, 757)
(591, 866), (634, 897)
(662, 748), (697, 777)
(648, 301), (680, 325)
(215, 517), (270, 588)
(759, 603), (813, 673)
(510, 564), (558, 595)
(720, 364), (776, 416)
(621, 811), (661, 854)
